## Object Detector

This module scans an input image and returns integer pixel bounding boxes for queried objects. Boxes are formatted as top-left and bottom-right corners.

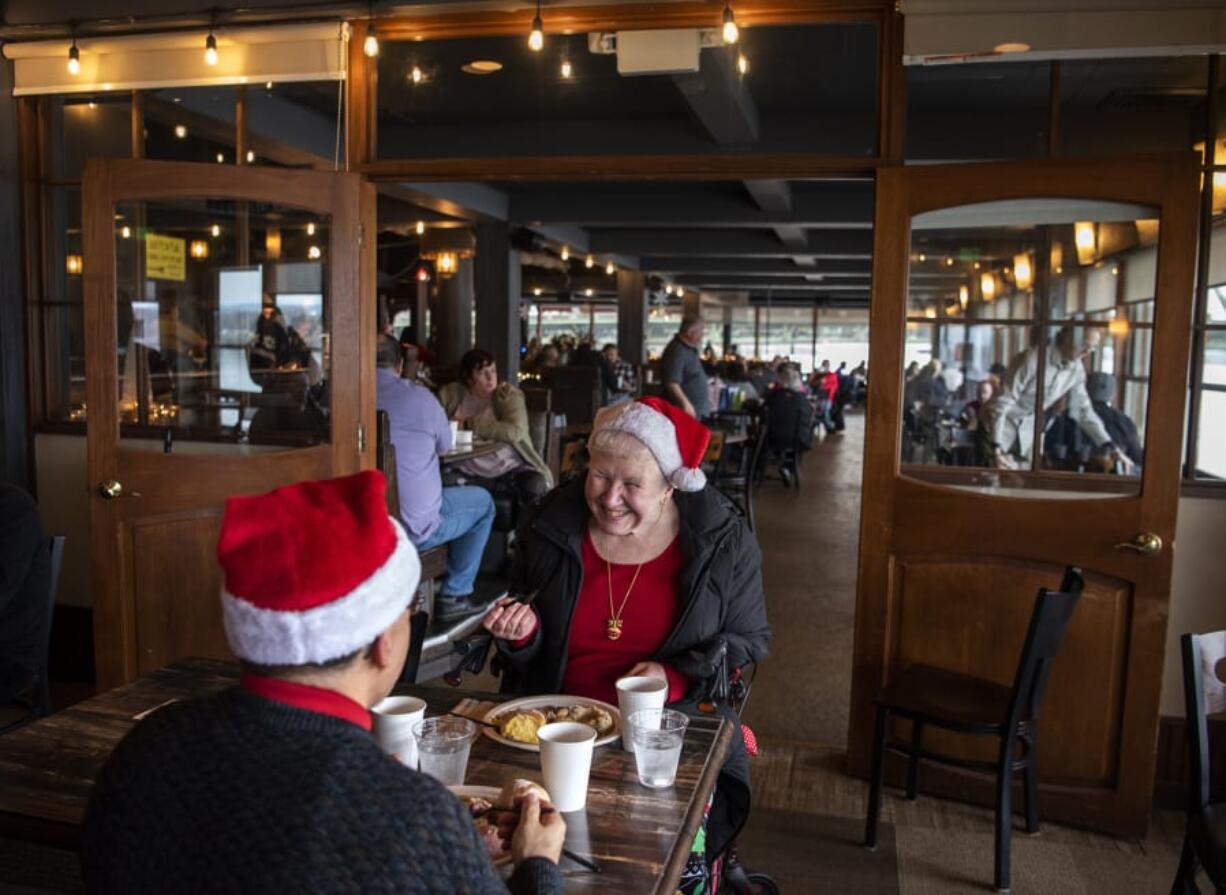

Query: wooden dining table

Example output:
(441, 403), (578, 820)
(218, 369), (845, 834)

(0, 658), (732, 894)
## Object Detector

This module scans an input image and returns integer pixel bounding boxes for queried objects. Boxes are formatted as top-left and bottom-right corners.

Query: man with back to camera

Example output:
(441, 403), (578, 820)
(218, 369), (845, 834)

(376, 335), (497, 622)
(661, 314), (709, 419)
(81, 470), (564, 894)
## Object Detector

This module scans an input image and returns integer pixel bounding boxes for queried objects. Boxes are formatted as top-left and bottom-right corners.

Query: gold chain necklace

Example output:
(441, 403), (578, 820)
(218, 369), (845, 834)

(605, 556), (645, 641)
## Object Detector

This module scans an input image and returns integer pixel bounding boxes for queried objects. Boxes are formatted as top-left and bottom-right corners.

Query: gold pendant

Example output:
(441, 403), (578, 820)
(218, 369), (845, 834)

(606, 618), (623, 641)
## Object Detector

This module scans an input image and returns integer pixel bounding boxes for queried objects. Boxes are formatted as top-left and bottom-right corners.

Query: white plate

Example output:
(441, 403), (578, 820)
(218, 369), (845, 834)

(482, 695), (621, 752)
(448, 786), (513, 869)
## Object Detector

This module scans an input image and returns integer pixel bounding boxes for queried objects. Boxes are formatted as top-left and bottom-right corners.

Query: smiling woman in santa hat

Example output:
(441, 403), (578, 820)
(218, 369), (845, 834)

(481, 396), (771, 888)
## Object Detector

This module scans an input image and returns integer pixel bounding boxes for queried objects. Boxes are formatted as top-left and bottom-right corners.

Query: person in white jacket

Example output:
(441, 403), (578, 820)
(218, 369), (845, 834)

(983, 326), (1135, 473)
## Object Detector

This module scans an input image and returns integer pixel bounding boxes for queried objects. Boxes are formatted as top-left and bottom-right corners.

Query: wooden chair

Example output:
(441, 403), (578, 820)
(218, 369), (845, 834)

(703, 431), (727, 470)
(864, 566), (1085, 893)
(0, 536), (65, 735)
(1171, 630), (1226, 894)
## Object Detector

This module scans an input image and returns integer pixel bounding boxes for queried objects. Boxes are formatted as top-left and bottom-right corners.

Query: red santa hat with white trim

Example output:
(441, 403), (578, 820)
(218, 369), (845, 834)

(216, 470), (421, 667)
(592, 396), (711, 492)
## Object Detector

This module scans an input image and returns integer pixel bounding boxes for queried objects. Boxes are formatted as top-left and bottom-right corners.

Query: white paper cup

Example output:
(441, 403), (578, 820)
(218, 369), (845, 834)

(448, 420), (459, 446)
(537, 721), (597, 812)
(371, 695), (426, 768)
(615, 676), (668, 752)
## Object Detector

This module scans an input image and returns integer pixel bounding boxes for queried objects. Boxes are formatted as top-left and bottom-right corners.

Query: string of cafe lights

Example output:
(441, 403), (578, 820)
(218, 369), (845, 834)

(63, 1), (749, 83)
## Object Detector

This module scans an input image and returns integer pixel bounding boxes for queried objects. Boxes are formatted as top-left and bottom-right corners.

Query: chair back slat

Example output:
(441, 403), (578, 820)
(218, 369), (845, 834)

(1181, 631), (1226, 811)
(1007, 567), (1084, 726)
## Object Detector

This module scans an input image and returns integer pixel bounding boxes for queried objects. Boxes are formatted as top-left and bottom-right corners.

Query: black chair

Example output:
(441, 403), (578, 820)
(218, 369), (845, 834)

(712, 414), (767, 532)
(1171, 630), (1226, 894)
(0, 535), (66, 735)
(864, 566), (1085, 893)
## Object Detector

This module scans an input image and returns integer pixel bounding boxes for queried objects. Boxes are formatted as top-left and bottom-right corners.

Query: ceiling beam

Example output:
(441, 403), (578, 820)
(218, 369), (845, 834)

(671, 45), (759, 145)
(643, 257), (870, 274)
(590, 228), (873, 258)
(508, 183), (871, 229)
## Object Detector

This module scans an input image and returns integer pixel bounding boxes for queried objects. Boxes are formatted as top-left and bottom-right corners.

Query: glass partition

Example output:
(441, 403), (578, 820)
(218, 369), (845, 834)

(113, 198), (330, 446)
(901, 199), (1159, 494)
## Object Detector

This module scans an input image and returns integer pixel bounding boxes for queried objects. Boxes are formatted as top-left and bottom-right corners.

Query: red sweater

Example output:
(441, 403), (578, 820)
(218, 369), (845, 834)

(558, 531), (688, 705)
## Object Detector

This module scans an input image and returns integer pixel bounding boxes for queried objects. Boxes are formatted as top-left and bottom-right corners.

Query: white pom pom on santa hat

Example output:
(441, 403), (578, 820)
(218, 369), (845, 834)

(591, 396), (710, 492)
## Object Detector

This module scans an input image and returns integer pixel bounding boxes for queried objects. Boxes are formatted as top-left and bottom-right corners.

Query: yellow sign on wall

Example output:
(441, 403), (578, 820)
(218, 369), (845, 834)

(145, 233), (185, 281)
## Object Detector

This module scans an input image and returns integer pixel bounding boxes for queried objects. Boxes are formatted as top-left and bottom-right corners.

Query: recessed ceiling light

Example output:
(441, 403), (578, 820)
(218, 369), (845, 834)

(994, 42), (1031, 54)
(462, 60), (503, 75)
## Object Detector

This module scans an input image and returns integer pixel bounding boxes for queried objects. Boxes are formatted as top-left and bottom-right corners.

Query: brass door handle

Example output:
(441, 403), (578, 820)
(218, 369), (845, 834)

(1114, 532), (1162, 556)
(98, 479), (123, 499)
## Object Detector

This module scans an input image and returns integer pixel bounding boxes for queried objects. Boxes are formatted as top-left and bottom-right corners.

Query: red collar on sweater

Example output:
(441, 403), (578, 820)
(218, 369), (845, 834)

(240, 672), (372, 732)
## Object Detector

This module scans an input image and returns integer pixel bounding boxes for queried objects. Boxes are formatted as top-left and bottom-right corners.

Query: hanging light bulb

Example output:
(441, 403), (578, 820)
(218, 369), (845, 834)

(958, 285), (969, 309)
(584, 288), (594, 297)
(737, 53), (749, 75)
(363, 3), (380, 57)
(306, 222), (316, 236)
(121, 226), (131, 239)
(722, 1), (739, 44)
(415, 221), (425, 236)
(528, 0), (544, 52)
(204, 32), (219, 67)
(585, 254), (594, 269)
(605, 259), (615, 275)
(211, 224), (221, 238)
(560, 58), (572, 79)
(560, 245), (569, 261)
(533, 287), (543, 297)
(67, 36), (81, 76)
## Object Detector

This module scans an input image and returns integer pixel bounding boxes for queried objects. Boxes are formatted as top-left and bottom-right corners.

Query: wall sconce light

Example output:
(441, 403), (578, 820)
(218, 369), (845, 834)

(420, 228), (474, 279)
(65, 254), (83, 275)
(980, 272), (996, 301)
(1013, 252), (1033, 291)
(436, 251), (458, 276)
(1074, 221), (1097, 265)
(190, 240), (209, 259)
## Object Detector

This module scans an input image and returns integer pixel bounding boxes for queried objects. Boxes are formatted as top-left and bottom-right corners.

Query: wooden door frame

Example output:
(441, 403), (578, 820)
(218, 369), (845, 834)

(82, 158), (376, 688)
(850, 153), (1200, 835)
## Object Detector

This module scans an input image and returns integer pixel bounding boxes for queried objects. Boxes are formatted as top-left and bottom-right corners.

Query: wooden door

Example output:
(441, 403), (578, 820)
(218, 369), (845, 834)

(848, 156), (1199, 836)
(83, 159), (377, 690)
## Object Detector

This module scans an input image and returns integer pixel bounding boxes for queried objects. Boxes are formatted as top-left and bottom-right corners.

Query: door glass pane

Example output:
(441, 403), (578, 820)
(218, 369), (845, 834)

(114, 198), (330, 446)
(901, 199), (1158, 496)
(1197, 333), (1226, 479)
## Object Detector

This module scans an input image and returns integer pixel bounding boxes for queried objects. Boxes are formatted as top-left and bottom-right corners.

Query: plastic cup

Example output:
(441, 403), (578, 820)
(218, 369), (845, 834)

(372, 695), (427, 768)
(537, 721), (597, 812)
(629, 708), (689, 789)
(413, 716), (476, 785)
(615, 675), (668, 752)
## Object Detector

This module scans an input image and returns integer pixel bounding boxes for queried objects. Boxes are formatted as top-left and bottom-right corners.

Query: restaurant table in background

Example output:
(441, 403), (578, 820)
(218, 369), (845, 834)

(439, 438), (501, 465)
(0, 658), (732, 894)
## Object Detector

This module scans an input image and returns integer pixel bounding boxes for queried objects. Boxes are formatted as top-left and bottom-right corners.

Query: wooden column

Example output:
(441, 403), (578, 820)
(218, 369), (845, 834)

(0, 68), (29, 485)
(474, 221), (521, 382)
(435, 257), (474, 368)
(616, 268), (646, 365)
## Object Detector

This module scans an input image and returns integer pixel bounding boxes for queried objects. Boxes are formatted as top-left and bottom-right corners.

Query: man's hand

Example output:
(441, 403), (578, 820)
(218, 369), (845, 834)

(511, 792), (566, 865)
(482, 597), (538, 641)
(1112, 447), (1136, 474)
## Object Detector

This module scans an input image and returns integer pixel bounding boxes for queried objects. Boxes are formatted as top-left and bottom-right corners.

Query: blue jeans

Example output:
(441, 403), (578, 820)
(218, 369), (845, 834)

(415, 486), (495, 597)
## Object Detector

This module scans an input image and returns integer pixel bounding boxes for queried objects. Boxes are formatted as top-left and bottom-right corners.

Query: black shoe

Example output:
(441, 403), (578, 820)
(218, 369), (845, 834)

(434, 594), (494, 624)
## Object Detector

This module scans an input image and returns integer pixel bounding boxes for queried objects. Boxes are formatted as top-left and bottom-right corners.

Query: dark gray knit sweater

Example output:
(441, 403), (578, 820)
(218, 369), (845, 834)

(80, 687), (561, 894)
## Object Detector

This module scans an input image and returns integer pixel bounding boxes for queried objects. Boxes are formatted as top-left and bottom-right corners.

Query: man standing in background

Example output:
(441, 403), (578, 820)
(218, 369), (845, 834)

(660, 315), (708, 419)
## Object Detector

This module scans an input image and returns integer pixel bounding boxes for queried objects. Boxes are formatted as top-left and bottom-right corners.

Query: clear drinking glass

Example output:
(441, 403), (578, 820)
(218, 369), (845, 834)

(629, 708), (690, 789)
(412, 716), (476, 785)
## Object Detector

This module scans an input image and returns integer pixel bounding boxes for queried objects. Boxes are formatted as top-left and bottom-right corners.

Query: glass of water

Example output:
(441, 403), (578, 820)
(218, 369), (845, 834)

(412, 716), (476, 785)
(628, 708), (689, 789)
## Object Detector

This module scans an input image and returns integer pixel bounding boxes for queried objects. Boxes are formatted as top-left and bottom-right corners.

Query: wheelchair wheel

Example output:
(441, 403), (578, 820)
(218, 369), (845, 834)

(744, 872), (780, 895)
